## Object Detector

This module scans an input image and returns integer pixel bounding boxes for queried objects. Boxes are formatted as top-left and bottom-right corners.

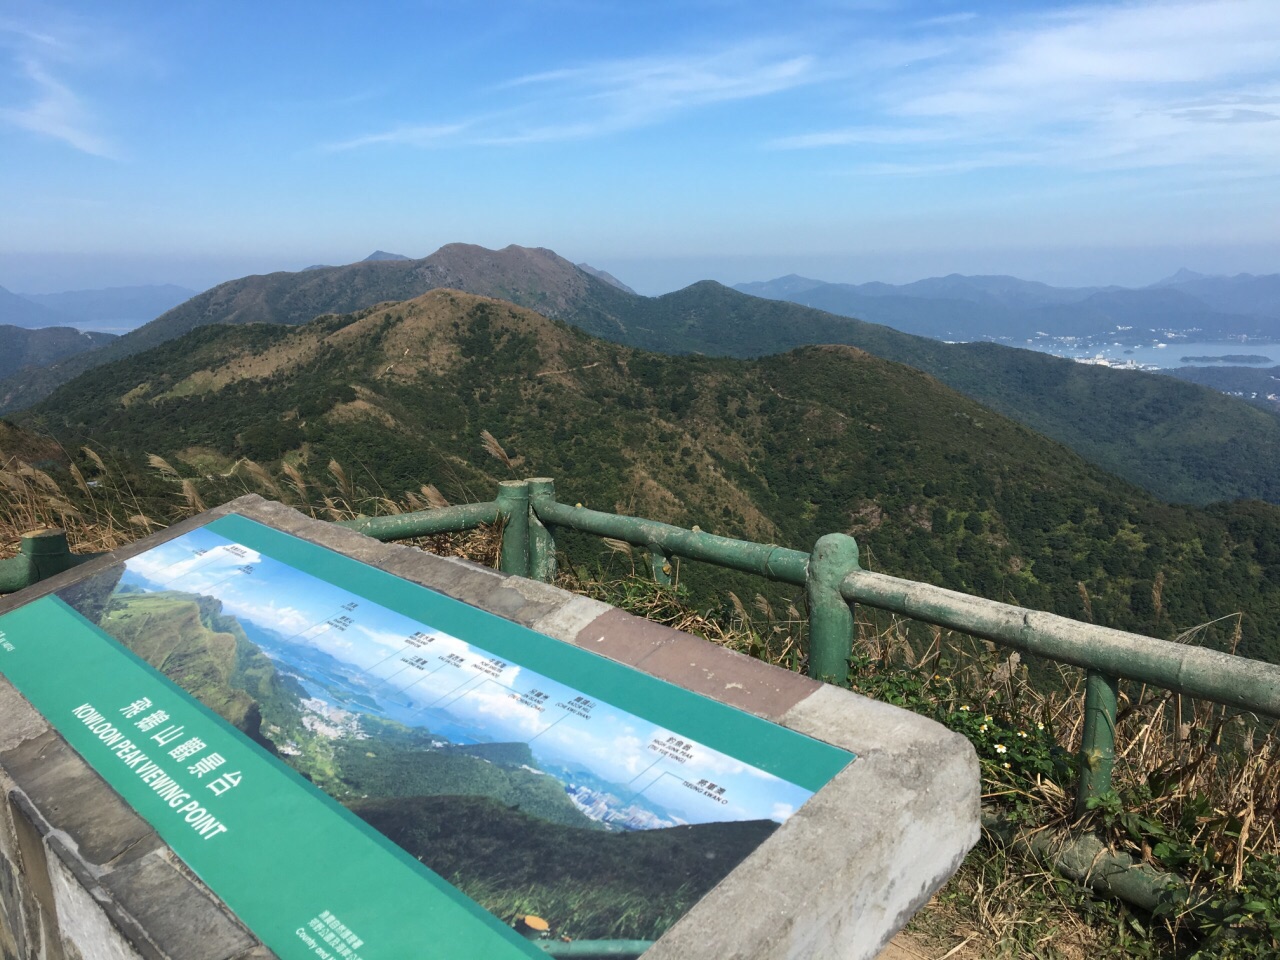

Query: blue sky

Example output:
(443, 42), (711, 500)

(2, 0), (1278, 294)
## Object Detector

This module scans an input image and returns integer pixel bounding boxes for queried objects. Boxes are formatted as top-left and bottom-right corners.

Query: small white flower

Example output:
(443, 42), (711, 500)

(995, 744), (1007, 754)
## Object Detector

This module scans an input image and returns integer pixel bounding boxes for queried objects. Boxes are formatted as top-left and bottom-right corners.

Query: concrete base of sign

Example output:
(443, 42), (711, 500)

(0, 496), (979, 959)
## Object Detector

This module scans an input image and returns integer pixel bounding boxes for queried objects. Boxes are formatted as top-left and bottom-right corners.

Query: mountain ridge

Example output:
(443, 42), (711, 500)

(4, 244), (1279, 506)
(23, 289), (1280, 663)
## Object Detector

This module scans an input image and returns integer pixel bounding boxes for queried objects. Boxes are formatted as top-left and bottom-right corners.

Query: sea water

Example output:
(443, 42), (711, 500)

(1019, 340), (1280, 370)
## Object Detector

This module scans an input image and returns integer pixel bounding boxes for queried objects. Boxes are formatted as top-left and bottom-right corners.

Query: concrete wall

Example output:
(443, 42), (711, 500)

(0, 496), (980, 959)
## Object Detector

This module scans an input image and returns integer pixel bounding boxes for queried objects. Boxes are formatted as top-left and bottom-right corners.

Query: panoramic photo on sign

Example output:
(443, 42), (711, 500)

(0, 514), (852, 957)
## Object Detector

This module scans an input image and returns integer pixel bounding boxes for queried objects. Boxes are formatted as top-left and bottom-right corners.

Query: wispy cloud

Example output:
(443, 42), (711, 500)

(0, 17), (119, 158)
(330, 43), (818, 150)
(774, 0), (1280, 176)
(1, 58), (116, 158)
(324, 122), (470, 152)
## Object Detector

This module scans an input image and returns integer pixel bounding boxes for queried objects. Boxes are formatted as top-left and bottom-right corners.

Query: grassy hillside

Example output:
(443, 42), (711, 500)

(77, 587), (264, 734)
(3, 244), (1277, 508)
(23, 290), (1280, 664)
(0, 243), (602, 410)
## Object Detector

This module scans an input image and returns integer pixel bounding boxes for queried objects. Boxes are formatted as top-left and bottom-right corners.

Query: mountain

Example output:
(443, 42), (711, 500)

(4, 244), (1280, 507)
(1152, 268), (1214, 287)
(734, 279), (1026, 340)
(1162, 365), (1280, 416)
(1153, 272), (1280, 320)
(363, 250), (411, 261)
(0, 325), (116, 380)
(733, 273), (1273, 341)
(564, 279), (1280, 506)
(575, 262), (637, 294)
(19, 284), (197, 329)
(0, 243), (605, 412)
(23, 290), (1280, 663)
(0, 285), (69, 328)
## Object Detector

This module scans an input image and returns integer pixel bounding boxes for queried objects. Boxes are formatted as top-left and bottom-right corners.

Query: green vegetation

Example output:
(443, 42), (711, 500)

(349, 794), (776, 942)
(590, 572), (1280, 958)
(20, 291), (1280, 665)
(3, 245), (1278, 507)
(332, 736), (594, 829)
(1164, 365), (1280, 418)
(82, 588), (268, 738)
(7, 428), (1278, 957)
(0, 324), (115, 382)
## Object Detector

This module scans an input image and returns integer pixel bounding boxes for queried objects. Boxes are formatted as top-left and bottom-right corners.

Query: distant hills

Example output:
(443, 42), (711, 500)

(0, 285), (68, 328)
(0, 325), (116, 380)
(24, 290), (1280, 663)
(4, 244), (1280, 506)
(16, 284), (198, 329)
(733, 271), (1280, 342)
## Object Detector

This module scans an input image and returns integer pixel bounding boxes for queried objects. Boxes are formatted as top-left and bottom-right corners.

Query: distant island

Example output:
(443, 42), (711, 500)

(1180, 354), (1271, 364)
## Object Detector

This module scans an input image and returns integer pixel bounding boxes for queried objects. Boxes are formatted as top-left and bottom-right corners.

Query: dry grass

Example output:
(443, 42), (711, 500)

(3, 451), (1276, 957)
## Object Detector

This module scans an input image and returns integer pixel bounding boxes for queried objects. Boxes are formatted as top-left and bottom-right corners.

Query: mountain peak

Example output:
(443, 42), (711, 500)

(363, 250), (412, 262)
(1151, 267), (1214, 287)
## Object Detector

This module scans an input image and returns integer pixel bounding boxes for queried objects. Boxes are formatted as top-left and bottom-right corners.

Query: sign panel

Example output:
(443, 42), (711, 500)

(0, 514), (852, 957)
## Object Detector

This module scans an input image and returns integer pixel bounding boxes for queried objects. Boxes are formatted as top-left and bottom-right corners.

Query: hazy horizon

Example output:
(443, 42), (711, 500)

(4, 240), (1278, 300)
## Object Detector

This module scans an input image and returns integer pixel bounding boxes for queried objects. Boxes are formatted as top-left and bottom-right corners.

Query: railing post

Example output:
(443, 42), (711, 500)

(496, 480), (530, 577)
(1075, 669), (1119, 818)
(527, 478), (557, 583)
(648, 546), (673, 586)
(806, 533), (860, 686)
(22, 528), (76, 579)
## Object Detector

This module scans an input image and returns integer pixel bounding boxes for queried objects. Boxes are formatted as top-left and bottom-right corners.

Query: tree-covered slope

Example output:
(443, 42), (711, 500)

(3, 245), (1276, 509)
(350, 794), (777, 941)
(24, 290), (1280, 664)
(0, 325), (115, 380)
(581, 281), (1280, 506)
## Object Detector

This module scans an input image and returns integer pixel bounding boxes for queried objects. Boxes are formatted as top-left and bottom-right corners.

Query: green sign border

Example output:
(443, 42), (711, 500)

(0, 513), (854, 958)
(207, 514), (852, 792)
(0, 595), (545, 959)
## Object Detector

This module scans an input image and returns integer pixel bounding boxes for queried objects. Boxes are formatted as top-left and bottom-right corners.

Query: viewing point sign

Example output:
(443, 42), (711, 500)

(0, 498), (978, 959)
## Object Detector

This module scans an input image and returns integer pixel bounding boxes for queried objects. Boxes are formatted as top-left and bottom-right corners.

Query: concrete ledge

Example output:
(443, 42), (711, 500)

(0, 497), (979, 959)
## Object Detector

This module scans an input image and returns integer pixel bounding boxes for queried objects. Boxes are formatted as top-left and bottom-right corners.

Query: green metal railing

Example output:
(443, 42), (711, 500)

(334, 477), (1280, 820)
(7, 476), (1280, 825)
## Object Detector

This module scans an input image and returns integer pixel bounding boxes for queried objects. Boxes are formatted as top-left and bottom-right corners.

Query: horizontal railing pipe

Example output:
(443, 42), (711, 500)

(335, 501), (500, 541)
(843, 568), (1280, 717)
(532, 499), (809, 585)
